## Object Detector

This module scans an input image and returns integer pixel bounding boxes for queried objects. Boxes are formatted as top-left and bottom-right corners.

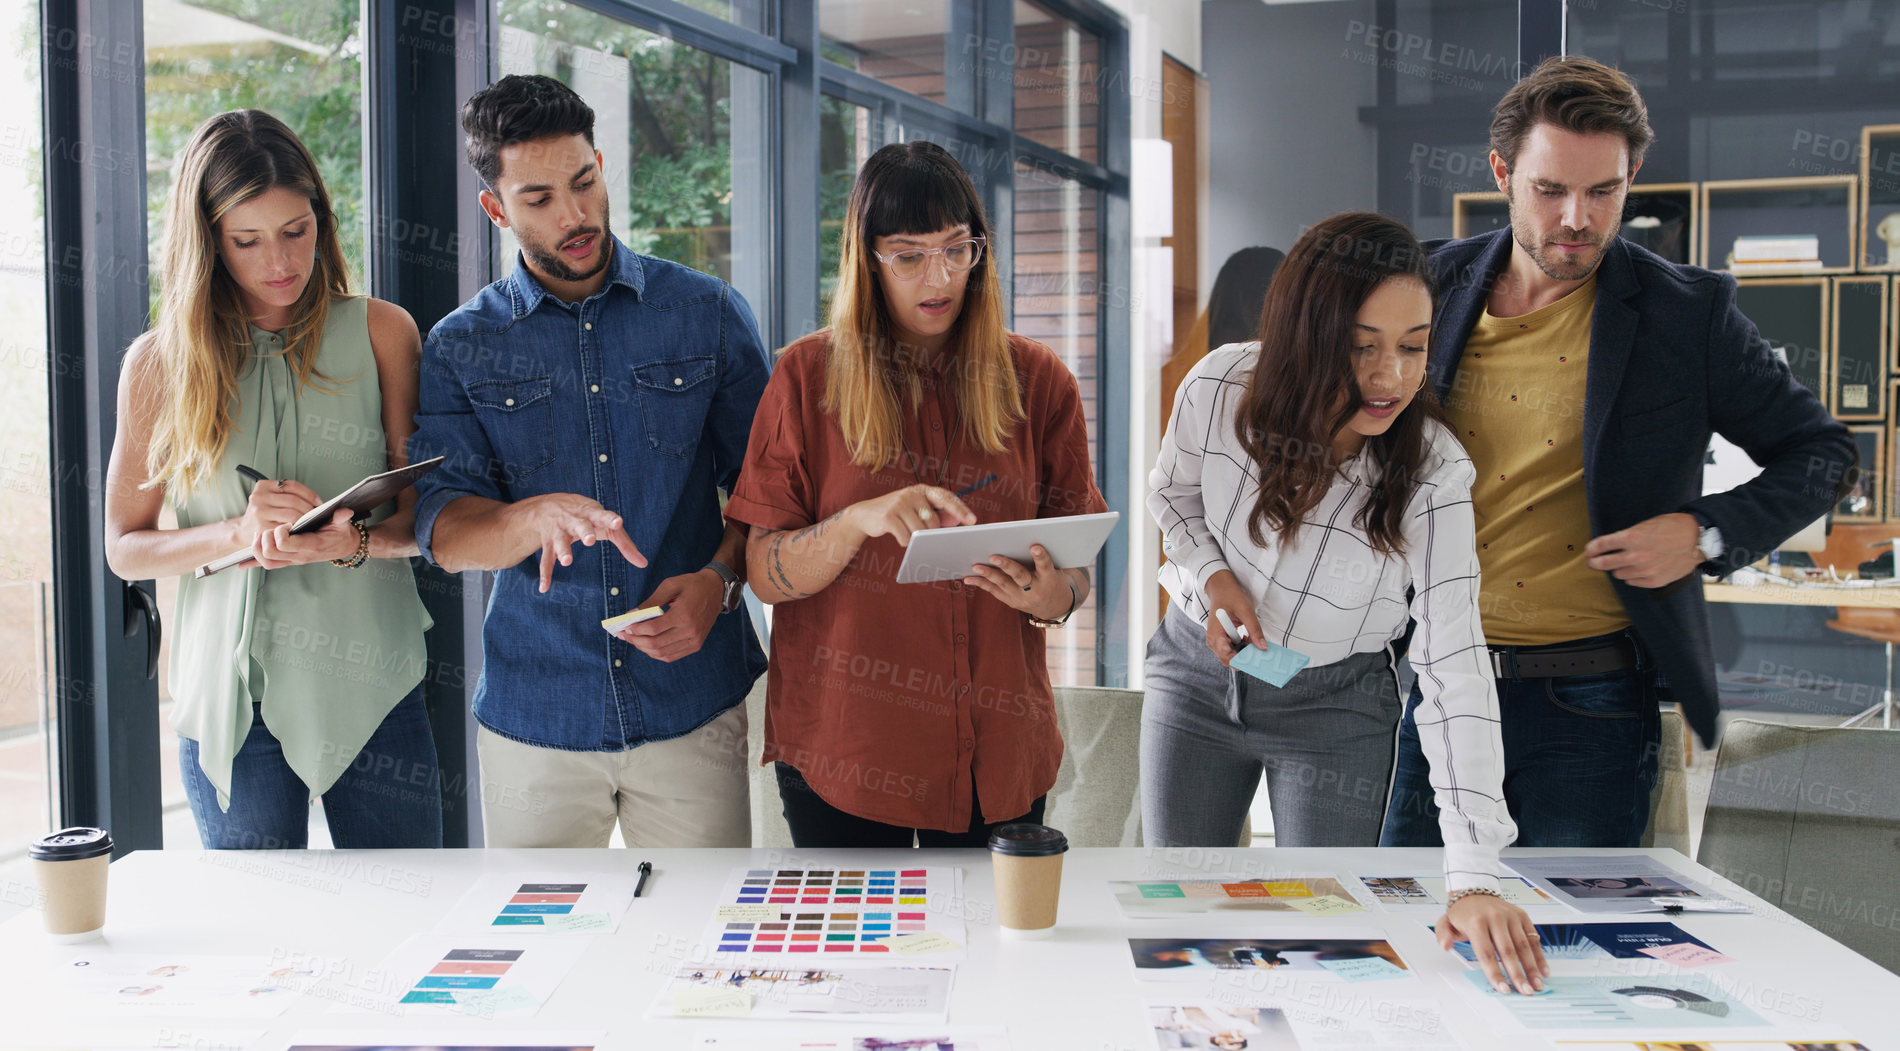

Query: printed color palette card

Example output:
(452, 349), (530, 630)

(708, 867), (964, 956)
(350, 935), (589, 1018)
(1110, 876), (1360, 917)
(435, 873), (635, 934)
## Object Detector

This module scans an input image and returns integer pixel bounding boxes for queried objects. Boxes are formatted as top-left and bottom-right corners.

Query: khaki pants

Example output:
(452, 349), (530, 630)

(476, 705), (750, 848)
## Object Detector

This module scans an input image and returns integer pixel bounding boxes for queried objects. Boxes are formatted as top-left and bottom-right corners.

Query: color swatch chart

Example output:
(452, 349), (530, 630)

(710, 867), (964, 958)
(399, 948), (521, 1003)
(735, 869), (928, 906)
(433, 872), (633, 935)
(370, 935), (586, 1018)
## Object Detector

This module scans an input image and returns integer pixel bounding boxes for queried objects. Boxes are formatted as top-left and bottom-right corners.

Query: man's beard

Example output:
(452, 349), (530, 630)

(520, 199), (613, 283)
(1508, 187), (1617, 282)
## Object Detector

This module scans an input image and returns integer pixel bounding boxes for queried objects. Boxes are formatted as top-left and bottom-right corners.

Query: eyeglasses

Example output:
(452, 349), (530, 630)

(871, 237), (986, 281)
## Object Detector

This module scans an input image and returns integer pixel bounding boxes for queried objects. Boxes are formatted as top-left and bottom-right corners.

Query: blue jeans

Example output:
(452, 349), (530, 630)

(178, 684), (443, 849)
(1381, 638), (1662, 849)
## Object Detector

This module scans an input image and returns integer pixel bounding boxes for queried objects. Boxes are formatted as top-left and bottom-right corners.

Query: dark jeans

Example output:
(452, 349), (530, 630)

(775, 762), (1045, 848)
(1381, 637), (1662, 849)
(179, 684), (444, 850)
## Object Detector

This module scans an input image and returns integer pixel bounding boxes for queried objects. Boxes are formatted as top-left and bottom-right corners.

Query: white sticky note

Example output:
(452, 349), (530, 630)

(1638, 942), (1733, 968)
(715, 904), (781, 922)
(884, 932), (961, 955)
(544, 912), (612, 933)
(673, 986), (752, 1017)
(454, 986), (542, 1016)
(1285, 894), (1365, 917)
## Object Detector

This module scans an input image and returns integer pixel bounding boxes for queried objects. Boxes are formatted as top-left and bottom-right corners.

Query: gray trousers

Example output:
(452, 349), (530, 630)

(1140, 606), (1403, 848)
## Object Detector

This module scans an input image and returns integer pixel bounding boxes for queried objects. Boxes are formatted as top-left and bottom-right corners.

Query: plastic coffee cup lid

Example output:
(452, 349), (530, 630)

(988, 823), (1068, 856)
(28, 827), (112, 862)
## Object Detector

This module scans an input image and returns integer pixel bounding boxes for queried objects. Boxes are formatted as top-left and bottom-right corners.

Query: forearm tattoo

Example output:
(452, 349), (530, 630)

(765, 511), (843, 600)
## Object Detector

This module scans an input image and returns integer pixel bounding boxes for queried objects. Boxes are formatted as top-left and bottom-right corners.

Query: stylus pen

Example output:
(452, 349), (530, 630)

(235, 463), (269, 490)
(634, 860), (652, 898)
(955, 473), (997, 499)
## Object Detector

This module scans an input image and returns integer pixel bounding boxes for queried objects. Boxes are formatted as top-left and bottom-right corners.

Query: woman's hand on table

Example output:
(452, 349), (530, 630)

(965, 543), (1074, 620)
(848, 484), (976, 546)
(1438, 892), (1548, 995)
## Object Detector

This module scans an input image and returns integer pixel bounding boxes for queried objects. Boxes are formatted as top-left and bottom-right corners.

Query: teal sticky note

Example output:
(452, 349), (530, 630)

(1137, 883), (1186, 898)
(1231, 639), (1310, 687)
(1317, 955), (1408, 982)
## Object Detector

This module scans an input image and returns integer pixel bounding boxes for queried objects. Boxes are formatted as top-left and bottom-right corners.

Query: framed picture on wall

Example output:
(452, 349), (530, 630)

(1703, 176), (1858, 276)
(1451, 191), (1508, 239)
(1736, 277), (1830, 407)
(1840, 425), (1885, 523)
(1860, 124), (1900, 271)
(1831, 276), (1890, 420)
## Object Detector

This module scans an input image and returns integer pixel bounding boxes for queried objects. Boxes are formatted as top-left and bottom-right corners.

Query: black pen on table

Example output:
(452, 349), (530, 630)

(954, 473), (997, 499)
(634, 860), (652, 898)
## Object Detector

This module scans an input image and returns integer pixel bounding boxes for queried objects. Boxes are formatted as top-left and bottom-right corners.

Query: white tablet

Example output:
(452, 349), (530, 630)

(894, 511), (1121, 584)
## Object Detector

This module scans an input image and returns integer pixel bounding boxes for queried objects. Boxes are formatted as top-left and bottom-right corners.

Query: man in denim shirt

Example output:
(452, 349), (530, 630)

(410, 75), (769, 848)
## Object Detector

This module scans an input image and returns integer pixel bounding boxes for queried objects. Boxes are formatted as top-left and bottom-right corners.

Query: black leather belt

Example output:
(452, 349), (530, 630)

(1489, 635), (1639, 680)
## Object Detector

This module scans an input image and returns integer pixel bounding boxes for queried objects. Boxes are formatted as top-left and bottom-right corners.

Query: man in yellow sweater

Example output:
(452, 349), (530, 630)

(1381, 57), (1854, 848)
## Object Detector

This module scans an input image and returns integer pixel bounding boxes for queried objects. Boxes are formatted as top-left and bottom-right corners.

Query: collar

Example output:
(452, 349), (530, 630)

(506, 233), (645, 317)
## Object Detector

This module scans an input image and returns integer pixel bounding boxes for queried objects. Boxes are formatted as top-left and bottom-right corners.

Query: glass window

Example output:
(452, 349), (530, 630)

(1012, 0), (1100, 164)
(0, 0), (56, 909)
(142, 0), (367, 849)
(497, 0), (774, 328)
(819, 0), (955, 108)
(1012, 159), (1102, 685)
(818, 95), (874, 326)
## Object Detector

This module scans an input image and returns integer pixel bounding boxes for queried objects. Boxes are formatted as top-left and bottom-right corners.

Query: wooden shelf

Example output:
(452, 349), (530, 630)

(1702, 175), (1859, 277)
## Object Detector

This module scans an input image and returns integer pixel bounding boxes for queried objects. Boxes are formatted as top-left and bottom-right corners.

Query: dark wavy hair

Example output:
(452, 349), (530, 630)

(1234, 212), (1440, 558)
(461, 74), (596, 190)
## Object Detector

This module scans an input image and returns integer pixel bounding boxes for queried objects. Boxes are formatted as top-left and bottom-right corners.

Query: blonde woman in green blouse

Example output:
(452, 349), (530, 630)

(104, 110), (439, 849)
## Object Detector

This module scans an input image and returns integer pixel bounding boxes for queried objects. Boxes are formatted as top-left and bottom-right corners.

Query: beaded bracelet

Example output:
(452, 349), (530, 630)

(330, 519), (370, 569)
(1445, 886), (1503, 907)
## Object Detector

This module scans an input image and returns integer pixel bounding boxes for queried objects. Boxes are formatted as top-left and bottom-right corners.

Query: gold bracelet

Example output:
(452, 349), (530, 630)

(330, 519), (370, 569)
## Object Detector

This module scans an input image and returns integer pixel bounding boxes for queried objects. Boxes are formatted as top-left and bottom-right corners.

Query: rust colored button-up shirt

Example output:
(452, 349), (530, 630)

(726, 331), (1108, 832)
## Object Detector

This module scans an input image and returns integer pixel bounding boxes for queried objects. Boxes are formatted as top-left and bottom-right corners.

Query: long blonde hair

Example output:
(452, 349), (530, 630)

(824, 141), (1020, 470)
(144, 109), (351, 495)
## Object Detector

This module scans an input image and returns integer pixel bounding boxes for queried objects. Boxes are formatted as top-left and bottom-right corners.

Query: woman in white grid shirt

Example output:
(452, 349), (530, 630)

(1145, 212), (1547, 994)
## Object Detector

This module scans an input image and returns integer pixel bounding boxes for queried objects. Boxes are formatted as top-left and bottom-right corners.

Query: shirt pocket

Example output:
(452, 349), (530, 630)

(632, 356), (717, 459)
(466, 376), (556, 481)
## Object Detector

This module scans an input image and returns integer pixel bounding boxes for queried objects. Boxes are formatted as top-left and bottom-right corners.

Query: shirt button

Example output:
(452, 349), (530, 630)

(960, 684), (970, 695)
(504, 398), (515, 406)
(931, 420), (941, 431)
(585, 322), (593, 331)
(955, 633), (967, 644)
(590, 384), (600, 393)
(614, 659), (623, 668)
(610, 587), (620, 596)
(673, 377), (683, 386)
(960, 738), (973, 750)
(599, 454), (609, 462)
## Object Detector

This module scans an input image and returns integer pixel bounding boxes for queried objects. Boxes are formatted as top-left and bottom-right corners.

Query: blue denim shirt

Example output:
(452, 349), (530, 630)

(409, 237), (769, 751)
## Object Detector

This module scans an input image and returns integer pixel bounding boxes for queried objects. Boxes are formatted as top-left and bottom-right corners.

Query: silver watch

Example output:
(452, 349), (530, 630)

(706, 560), (742, 613)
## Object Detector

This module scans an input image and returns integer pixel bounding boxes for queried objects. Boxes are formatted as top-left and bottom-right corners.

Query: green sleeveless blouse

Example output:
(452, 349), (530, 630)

(170, 296), (432, 809)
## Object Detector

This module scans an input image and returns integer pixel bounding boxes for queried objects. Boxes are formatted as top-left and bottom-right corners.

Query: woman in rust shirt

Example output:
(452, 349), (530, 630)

(726, 141), (1107, 847)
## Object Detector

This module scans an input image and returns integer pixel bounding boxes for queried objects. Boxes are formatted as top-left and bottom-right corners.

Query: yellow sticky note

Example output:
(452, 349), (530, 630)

(1262, 881), (1316, 898)
(601, 607), (664, 632)
(672, 986), (752, 1017)
(884, 932), (961, 955)
(716, 904), (781, 922)
(1285, 894), (1365, 917)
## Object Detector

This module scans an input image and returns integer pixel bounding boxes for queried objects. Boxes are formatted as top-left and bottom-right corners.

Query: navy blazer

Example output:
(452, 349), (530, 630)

(1425, 230), (1856, 746)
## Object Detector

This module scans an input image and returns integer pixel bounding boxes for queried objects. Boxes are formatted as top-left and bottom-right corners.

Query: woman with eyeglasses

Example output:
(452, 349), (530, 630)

(727, 141), (1107, 847)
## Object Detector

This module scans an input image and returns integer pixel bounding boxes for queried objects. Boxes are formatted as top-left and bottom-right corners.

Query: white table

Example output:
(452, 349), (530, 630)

(4, 847), (1896, 1049)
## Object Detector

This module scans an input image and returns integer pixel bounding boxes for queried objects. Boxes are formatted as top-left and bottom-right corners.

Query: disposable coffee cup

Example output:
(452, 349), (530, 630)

(988, 823), (1067, 939)
(28, 827), (111, 942)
